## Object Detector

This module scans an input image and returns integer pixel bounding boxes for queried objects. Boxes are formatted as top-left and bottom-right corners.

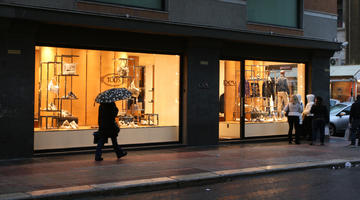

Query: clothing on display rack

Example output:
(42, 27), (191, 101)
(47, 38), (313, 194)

(250, 83), (260, 97)
(262, 77), (275, 100)
(245, 80), (250, 97)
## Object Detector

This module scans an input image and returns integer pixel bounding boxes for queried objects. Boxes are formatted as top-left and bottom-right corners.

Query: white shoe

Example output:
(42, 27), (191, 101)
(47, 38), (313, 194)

(48, 102), (57, 110)
(70, 121), (78, 129)
(60, 120), (71, 129)
(61, 110), (71, 117)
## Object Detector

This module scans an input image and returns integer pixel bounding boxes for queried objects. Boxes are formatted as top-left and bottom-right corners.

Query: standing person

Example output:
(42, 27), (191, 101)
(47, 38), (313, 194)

(302, 94), (315, 140)
(95, 102), (127, 161)
(349, 95), (360, 146)
(276, 70), (290, 118)
(284, 95), (303, 144)
(310, 96), (329, 145)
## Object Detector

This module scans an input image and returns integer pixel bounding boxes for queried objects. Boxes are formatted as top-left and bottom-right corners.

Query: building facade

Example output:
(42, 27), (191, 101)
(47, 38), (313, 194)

(0, 0), (340, 159)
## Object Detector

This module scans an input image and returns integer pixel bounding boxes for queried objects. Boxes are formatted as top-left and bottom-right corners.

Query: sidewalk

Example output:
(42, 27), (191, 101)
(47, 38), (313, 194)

(1, 137), (360, 200)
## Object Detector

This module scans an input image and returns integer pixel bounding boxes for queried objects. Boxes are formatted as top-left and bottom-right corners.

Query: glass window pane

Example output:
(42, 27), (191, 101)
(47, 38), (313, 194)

(244, 60), (305, 137)
(219, 60), (241, 140)
(34, 46), (179, 150)
(87, 0), (164, 10)
(247, 0), (298, 28)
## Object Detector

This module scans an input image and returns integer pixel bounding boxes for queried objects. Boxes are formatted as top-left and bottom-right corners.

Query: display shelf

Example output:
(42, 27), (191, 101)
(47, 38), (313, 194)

(57, 74), (79, 77)
(38, 54), (79, 129)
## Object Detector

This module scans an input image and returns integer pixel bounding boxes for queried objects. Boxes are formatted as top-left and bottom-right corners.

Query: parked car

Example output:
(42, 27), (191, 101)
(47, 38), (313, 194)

(329, 102), (352, 136)
(330, 99), (340, 107)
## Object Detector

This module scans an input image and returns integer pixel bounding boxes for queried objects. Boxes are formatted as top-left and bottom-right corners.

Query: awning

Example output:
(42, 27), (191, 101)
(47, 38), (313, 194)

(330, 65), (360, 80)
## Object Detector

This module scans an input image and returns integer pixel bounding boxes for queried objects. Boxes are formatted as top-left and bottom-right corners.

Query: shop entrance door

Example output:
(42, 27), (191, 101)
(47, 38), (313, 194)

(219, 60), (243, 140)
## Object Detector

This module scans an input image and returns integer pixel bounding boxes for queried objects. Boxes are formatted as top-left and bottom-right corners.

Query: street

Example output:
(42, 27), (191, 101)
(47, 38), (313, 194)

(75, 166), (360, 200)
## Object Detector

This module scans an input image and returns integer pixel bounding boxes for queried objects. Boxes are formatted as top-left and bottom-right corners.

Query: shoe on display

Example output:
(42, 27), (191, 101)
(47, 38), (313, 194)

(70, 121), (78, 129)
(67, 91), (77, 99)
(60, 120), (71, 129)
(48, 102), (57, 110)
(61, 110), (72, 117)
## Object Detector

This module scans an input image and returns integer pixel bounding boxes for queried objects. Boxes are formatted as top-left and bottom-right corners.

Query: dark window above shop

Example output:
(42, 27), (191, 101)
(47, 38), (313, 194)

(247, 0), (300, 28)
(337, 0), (344, 28)
(85, 0), (165, 11)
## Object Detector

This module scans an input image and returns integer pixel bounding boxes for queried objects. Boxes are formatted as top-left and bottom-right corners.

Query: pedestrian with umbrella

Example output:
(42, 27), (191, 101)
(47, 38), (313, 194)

(94, 88), (131, 161)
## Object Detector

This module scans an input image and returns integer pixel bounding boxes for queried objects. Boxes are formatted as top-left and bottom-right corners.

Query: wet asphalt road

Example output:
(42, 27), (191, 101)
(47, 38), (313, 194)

(74, 166), (360, 200)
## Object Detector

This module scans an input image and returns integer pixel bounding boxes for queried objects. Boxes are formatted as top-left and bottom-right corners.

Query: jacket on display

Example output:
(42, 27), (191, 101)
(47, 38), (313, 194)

(262, 78), (275, 99)
(245, 81), (250, 96)
(250, 82), (260, 97)
(98, 102), (120, 137)
(276, 76), (290, 94)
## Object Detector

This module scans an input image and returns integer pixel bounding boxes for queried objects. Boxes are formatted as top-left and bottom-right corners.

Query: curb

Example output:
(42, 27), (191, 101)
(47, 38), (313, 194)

(1, 159), (360, 200)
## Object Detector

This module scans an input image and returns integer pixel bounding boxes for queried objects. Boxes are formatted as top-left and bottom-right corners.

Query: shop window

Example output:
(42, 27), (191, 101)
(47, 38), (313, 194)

(244, 60), (305, 137)
(86, 0), (165, 10)
(34, 46), (179, 150)
(247, 0), (299, 28)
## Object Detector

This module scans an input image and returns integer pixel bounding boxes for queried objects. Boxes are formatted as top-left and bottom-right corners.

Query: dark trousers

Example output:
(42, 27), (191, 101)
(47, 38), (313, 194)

(288, 116), (300, 143)
(312, 119), (325, 144)
(350, 119), (360, 145)
(95, 136), (123, 159)
(303, 116), (313, 140)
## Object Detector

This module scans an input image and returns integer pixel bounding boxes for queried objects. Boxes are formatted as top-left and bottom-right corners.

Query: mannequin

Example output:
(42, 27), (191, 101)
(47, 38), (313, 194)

(276, 70), (290, 118)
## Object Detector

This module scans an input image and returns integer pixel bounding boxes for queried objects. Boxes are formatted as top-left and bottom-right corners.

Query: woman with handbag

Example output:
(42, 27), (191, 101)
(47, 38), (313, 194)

(284, 95), (303, 144)
(95, 102), (127, 161)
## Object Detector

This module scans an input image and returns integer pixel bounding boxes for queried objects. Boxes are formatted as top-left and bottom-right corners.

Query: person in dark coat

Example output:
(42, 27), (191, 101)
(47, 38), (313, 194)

(349, 95), (360, 146)
(95, 102), (127, 161)
(310, 96), (329, 145)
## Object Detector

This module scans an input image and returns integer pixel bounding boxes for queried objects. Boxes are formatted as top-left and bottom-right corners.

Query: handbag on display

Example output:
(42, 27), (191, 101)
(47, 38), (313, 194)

(117, 64), (129, 76)
(48, 79), (59, 93)
(62, 63), (77, 75)
(129, 80), (140, 97)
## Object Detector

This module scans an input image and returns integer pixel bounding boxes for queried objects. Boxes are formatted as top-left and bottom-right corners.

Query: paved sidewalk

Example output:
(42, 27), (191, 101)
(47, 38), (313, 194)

(0, 137), (360, 200)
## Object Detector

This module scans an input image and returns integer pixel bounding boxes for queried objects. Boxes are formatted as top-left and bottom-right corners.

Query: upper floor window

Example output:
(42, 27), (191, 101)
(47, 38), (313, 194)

(247, 0), (299, 28)
(87, 0), (165, 11)
(337, 0), (344, 28)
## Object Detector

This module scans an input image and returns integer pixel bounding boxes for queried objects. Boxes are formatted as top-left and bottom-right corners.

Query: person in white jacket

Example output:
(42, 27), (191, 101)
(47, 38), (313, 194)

(303, 94), (315, 141)
(284, 95), (303, 144)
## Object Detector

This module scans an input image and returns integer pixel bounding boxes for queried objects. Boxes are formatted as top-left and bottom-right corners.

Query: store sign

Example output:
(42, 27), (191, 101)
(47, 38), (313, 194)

(101, 73), (123, 86)
(198, 81), (209, 89)
(224, 80), (236, 86)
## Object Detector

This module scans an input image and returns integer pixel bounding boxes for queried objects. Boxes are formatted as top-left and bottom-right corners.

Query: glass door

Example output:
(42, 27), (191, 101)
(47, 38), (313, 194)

(219, 60), (242, 140)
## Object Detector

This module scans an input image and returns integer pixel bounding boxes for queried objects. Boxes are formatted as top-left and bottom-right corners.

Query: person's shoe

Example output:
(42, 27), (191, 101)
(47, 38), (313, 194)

(288, 141), (292, 144)
(117, 151), (127, 159)
(309, 142), (313, 145)
(95, 157), (103, 161)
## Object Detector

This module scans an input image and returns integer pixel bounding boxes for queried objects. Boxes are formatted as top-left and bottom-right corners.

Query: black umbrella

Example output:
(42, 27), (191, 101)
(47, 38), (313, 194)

(95, 88), (132, 103)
